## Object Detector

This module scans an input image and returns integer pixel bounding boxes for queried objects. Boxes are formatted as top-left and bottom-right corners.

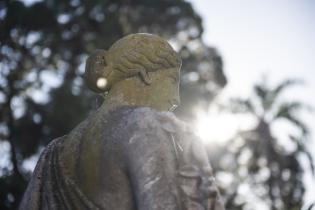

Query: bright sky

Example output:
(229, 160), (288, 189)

(189, 0), (315, 208)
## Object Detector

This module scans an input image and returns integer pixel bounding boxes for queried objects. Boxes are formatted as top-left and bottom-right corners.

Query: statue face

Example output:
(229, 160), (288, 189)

(165, 71), (180, 111)
(150, 69), (180, 112)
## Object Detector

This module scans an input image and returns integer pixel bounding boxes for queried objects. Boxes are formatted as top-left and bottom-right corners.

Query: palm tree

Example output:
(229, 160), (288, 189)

(222, 78), (314, 210)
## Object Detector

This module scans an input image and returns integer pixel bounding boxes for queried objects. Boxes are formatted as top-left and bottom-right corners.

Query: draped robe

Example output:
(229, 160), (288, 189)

(20, 107), (225, 210)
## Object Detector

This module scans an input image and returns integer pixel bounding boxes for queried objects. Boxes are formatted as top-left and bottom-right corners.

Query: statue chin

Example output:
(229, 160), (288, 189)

(169, 104), (178, 112)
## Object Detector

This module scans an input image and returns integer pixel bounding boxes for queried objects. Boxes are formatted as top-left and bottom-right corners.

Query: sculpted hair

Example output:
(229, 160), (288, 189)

(84, 33), (182, 93)
(110, 33), (181, 73)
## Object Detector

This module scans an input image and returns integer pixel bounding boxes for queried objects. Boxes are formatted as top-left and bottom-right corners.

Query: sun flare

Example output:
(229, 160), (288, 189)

(193, 107), (255, 145)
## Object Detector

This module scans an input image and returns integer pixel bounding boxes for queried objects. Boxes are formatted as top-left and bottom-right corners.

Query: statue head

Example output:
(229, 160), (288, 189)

(84, 33), (182, 111)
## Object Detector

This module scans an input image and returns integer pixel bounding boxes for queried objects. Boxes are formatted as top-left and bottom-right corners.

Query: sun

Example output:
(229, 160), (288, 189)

(193, 106), (255, 145)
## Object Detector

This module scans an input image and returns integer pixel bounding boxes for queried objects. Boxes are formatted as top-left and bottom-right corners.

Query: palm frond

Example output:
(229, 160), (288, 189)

(274, 101), (310, 136)
(274, 102), (308, 118)
(306, 203), (314, 210)
(271, 79), (303, 99)
(229, 98), (256, 115)
(277, 112), (309, 136)
(254, 82), (277, 112)
(254, 84), (268, 103)
(305, 150), (315, 176)
(291, 135), (315, 176)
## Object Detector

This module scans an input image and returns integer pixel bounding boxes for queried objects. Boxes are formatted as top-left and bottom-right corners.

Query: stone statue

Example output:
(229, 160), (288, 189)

(19, 33), (225, 210)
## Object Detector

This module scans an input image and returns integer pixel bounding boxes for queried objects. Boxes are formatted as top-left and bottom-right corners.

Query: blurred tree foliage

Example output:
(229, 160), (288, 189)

(1, 1), (313, 210)
(0, 0), (226, 209)
(214, 79), (314, 210)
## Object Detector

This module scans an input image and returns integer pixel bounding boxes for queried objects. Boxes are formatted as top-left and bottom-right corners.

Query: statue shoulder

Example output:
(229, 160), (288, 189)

(108, 106), (190, 149)
(121, 107), (188, 134)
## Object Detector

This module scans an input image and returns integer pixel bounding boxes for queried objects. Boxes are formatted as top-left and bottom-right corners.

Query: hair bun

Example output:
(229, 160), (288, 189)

(84, 49), (109, 93)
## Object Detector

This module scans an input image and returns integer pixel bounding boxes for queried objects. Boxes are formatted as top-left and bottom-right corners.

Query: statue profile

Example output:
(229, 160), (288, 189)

(19, 33), (225, 210)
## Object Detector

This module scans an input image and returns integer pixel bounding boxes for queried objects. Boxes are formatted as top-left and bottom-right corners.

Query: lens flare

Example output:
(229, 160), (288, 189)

(96, 77), (108, 90)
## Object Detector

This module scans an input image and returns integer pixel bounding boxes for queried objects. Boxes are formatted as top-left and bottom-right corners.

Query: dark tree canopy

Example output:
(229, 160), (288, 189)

(0, 0), (226, 209)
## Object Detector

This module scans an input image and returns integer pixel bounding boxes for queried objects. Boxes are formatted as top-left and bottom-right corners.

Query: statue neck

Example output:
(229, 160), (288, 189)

(99, 77), (158, 113)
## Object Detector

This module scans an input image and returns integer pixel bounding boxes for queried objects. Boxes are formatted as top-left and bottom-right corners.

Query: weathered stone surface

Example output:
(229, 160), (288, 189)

(19, 33), (225, 210)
